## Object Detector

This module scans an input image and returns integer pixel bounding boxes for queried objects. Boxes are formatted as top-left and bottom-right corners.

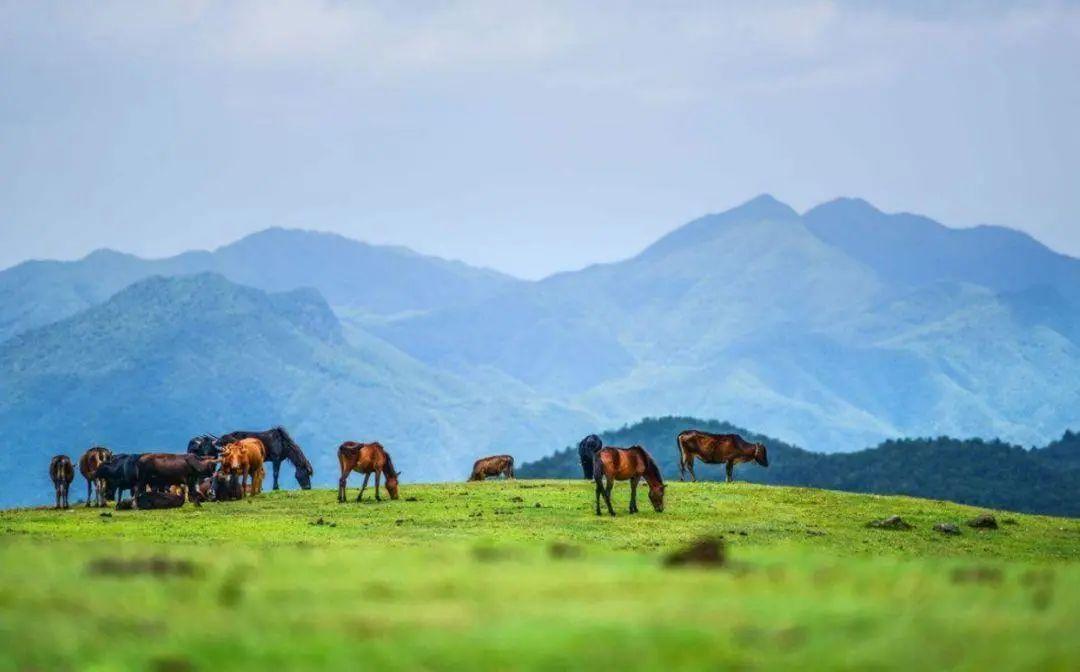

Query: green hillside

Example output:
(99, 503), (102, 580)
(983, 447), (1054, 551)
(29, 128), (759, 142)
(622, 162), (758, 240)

(518, 416), (1080, 516)
(0, 273), (591, 505)
(1, 482), (1077, 670)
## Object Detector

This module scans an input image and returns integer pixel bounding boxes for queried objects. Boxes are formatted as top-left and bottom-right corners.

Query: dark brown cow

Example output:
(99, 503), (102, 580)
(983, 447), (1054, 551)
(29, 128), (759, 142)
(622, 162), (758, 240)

(676, 430), (768, 482)
(468, 455), (515, 481)
(337, 442), (400, 503)
(49, 455), (75, 509)
(115, 490), (185, 510)
(78, 446), (113, 507)
(134, 454), (218, 508)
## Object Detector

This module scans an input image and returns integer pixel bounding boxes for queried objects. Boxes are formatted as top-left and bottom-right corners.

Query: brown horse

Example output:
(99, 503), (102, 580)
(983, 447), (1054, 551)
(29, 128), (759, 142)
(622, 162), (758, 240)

(219, 438), (267, 497)
(78, 446), (113, 507)
(677, 430), (768, 482)
(337, 442), (400, 503)
(593, 445), (665, 516)
(469, 455), (515, 481)
(49, 455), (75, 509)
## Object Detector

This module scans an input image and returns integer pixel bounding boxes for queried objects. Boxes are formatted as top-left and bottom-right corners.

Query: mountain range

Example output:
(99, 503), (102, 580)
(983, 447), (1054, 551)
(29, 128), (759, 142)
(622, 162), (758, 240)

(2, 194), (1078, 506)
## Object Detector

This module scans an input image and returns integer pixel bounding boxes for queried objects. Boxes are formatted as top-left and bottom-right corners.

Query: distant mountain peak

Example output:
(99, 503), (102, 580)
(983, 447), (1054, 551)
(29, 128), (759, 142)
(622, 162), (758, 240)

(731, 193), (799, 220)
(638, 194), (799, 259)
(805, 197), (882, 219)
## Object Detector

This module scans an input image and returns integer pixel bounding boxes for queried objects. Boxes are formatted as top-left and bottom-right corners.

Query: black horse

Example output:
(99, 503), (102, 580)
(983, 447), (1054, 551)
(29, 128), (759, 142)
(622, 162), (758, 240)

(577, 434), (603, 479)
(216, 427), (314, 490)
(186, 434), (221, 458)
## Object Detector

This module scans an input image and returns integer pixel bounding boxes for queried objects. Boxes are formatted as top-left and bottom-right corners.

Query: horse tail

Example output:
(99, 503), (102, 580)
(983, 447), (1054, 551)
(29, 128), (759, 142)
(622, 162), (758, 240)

(591, 449), (606, 483)
(677, 432), (691, 481)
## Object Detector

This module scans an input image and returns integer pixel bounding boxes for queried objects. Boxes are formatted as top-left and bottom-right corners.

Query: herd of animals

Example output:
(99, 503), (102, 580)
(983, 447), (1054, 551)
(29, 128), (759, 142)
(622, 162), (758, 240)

(45, 426), (769, 516)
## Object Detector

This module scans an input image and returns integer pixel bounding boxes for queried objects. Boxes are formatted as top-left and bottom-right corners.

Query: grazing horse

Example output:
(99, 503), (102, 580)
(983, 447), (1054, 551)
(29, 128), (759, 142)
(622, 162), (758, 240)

(469, 455), (515, 481)
(677, 430), (768, 482)
(593, 445), (665, 516)
(49, 455), (75, 509)
(577, 434), (603, 479)
(337, 442), (400, 503)
(217, 427), (313, 490)
(218, 438), (267, 497)
(78, 446), (113, 507)
(186, 434), (221, 458)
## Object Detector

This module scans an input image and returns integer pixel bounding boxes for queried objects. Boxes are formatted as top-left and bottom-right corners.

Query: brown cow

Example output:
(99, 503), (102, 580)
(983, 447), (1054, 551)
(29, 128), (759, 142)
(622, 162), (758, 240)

(337, 442), (400, 503)
(78, 446), (113, 507)
(49, 455), (75, 509)
(468, 455), (515, 481)
(219, 438), (267, 497)
(677, 430), (768, 482)
(134, 453), (218, 508)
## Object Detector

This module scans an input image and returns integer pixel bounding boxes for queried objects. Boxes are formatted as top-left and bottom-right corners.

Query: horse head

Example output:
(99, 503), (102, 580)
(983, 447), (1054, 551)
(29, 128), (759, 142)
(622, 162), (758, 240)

(294, 464), (313, 490)
(385, 469), (401, 500)
(754, 443), (769, 467)
(648, 482), (665, 512)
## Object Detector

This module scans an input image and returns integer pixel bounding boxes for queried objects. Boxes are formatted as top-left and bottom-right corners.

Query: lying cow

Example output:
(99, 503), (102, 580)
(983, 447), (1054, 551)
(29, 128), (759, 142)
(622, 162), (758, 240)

(135, 453), (218, 508)
(469, 455), (515, 481)
(115, 490), (185, 510)
(676, 430), (769, 482)
(212, 472), (244, 501)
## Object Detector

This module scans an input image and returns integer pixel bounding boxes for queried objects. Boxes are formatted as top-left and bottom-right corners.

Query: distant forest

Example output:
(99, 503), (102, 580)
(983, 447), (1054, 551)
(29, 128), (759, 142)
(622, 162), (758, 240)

(518, 417), (1080, 517)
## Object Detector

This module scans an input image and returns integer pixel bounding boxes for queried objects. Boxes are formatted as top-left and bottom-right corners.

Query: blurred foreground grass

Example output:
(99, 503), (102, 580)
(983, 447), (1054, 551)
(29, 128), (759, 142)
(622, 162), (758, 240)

(1, 480), (1078, 670)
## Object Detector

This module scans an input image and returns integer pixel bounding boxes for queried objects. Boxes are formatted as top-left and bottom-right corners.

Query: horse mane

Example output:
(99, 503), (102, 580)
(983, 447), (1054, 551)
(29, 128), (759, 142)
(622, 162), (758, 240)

(382, 450), (398, 478)
(274, 427), (313, 472)
(630, 445), (663, 484)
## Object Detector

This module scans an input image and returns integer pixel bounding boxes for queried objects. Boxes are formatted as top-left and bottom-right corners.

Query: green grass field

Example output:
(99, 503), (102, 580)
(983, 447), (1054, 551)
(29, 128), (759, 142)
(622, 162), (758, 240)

(1, 480), (1078, 670)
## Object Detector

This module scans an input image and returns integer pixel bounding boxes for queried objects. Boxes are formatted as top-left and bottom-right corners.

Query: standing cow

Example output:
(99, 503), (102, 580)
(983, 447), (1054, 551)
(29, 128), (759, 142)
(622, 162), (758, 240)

(677, 430), (769, 482)
(78, 446), (113, 507)
(134, 454), (218, 508)
(49, 455), (75, 509)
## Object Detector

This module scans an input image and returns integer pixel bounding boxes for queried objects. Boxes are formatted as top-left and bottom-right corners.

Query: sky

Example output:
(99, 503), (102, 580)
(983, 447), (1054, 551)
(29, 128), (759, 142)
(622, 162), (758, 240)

(1, 1), (1078, 279)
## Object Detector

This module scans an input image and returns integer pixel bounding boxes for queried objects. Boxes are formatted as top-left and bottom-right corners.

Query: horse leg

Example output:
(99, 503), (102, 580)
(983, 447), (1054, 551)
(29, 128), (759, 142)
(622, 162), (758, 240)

(374, 470), (382, 502)
(86, 477), (93, 507)
(687, 456), (697, 482)
(725, 461), (734, 483)
(594, 477), (603, 516)
(603, 477), (616, 517)
(356, 473), (370, 502)
(338, 473), (348, 503)
(272, 460), (281, 490)
(629, 478), (639, 514)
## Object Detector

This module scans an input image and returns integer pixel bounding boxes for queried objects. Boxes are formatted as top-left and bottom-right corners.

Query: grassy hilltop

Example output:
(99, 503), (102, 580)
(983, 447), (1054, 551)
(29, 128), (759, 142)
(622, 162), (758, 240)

(1, 481), (1078, 671)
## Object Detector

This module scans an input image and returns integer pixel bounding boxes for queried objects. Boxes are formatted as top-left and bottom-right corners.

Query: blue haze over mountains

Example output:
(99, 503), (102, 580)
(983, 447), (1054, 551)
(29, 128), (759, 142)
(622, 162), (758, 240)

(2, 195), (1078, 505)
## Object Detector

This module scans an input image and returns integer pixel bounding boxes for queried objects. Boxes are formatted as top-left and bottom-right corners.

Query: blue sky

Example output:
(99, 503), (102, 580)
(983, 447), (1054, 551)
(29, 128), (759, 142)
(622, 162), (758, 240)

(1, 1), (1078, 278)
